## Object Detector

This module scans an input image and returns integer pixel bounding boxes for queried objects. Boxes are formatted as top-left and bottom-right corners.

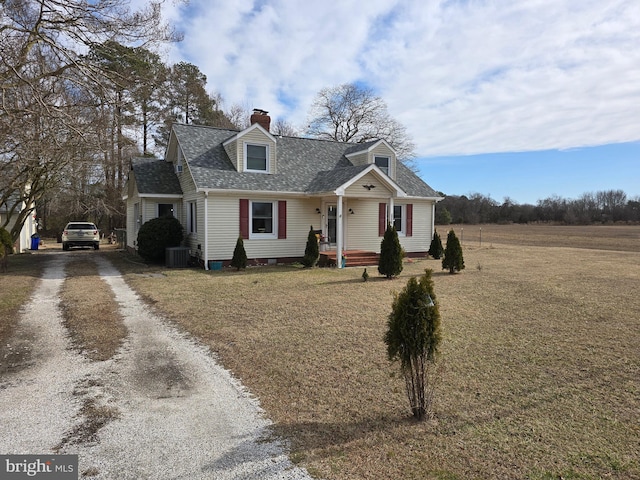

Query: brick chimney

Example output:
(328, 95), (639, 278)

(250, 109), (271, 132)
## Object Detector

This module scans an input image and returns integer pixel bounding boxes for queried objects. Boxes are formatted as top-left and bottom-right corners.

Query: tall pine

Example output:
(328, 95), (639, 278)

(378, 224), (403, 279)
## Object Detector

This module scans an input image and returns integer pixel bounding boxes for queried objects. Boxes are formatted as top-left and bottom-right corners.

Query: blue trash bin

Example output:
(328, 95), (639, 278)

(31, 234), (40, 250)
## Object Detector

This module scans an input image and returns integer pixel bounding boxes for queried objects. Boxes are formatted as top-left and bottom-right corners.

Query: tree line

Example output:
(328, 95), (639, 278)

(436, 190), (640, 225)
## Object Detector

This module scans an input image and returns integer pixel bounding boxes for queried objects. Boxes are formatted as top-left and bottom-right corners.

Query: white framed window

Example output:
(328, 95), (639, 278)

(244, 143), (269, 172)
(375, 156), (390, 175)
(187, 201), (197, 234)
(393, 204), (405, 235)
(250, 200), (277, 238)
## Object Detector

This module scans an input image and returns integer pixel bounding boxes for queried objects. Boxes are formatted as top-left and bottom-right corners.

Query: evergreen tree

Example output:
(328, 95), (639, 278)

(302, 225), (320, 267)
(378, 223), (403, 278)
(230, 236), (247, 271)
(442, 229), (465, 274)
(385, 269), (442, 420)
(428, 231), (444, 259)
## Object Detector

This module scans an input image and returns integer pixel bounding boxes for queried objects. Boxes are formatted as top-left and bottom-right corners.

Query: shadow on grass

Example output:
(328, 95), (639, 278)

(271, 412), (423, 459)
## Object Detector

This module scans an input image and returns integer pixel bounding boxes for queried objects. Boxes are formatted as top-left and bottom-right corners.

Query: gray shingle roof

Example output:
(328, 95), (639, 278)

(131, 158), (183, 195)
(170, 124), (439, 198)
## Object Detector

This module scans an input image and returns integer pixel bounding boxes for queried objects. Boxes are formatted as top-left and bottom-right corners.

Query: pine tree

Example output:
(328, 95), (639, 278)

(442, 229), (465, 274)
(230, 236), (247, 270)
(428, 231), (444, 259)
(385, 269), (442, 420)
(378, 223), (403, 279)
(302, 225), (320, 267)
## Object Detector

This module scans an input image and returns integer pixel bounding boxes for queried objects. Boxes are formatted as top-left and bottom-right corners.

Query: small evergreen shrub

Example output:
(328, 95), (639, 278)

(442, 229), (465, 274)
(385, 269), (442, 420)
(302, 225), (320, 268)
(136, 216), (184, 263)
(378, 224), (403, 279)
(0, 228), (13, 254)
(428, 231), (444, 259)
(230, 236), (247, 270)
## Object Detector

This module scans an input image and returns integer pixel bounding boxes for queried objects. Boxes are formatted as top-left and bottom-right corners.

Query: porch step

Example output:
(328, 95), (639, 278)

(320, 250), (379, 267)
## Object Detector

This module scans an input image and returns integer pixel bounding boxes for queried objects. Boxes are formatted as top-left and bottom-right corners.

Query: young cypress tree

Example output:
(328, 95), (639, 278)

(378, 223), (403, 279)
(302, 225), (320, 267)
(230, 236), (247, 270)
(428, 230), (444, 259)
(442, 229), (465, 274)
(385, 269), (442, 420)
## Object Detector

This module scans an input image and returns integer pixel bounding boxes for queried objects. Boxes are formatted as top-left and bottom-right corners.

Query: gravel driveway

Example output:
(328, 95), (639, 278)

(0, 253), (313, 479)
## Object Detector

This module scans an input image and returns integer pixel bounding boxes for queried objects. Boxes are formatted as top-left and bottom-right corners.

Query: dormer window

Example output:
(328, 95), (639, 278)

(375, 156), (390, 175)
(245, 143), (269, 172)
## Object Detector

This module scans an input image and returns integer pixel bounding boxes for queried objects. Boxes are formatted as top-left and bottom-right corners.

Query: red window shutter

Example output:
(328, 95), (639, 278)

(379, 203), (387, 236)
(406, 204), (413, 237)
(240, 199), (249, 239)
(278, 201), (287, 239)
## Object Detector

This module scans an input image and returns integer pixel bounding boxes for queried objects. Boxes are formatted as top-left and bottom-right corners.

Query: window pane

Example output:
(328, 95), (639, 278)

(375, 156), (389, 175)
(394, 205), (402, 232)
(247, 145), (267, 170)
(252, 202), (273, 233)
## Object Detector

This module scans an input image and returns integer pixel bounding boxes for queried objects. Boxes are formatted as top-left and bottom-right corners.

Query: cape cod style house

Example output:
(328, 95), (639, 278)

(124, 110), (442, 269)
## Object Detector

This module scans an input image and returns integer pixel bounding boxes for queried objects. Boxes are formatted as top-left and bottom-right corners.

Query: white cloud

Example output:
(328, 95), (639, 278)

(163, 0), (640, 156)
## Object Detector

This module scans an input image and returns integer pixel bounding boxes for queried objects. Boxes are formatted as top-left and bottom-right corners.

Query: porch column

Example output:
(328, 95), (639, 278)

(337, 195), (343, 269)
(388, 197), (395, 227)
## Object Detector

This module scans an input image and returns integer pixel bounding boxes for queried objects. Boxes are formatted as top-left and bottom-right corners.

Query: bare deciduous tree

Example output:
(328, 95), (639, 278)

(0, 0), (180, 243)
(306, 83), (416, 162)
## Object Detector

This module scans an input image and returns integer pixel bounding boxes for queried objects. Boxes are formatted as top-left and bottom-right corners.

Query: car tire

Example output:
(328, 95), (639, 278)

(62, 243), (69, 251)
(94, 243), (100, 250)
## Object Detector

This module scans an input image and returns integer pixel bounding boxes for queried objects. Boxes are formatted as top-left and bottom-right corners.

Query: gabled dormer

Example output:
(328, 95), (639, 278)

(223, 109), (277, 174)
(345, 139), (397, 180)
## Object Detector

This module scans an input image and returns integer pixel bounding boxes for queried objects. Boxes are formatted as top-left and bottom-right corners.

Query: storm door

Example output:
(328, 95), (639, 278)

(327, 205), (337, 245)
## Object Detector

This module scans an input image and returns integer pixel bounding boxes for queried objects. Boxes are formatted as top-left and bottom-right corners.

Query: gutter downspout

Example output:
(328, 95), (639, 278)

(204, 192), (209, 270)
(337, 195), (343, 269)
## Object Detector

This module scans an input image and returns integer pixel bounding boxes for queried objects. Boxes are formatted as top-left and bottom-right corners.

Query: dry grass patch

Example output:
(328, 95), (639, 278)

(60, 258), (127, 361)
(0, 254), (48, 373)
(110, 226), (639, 480)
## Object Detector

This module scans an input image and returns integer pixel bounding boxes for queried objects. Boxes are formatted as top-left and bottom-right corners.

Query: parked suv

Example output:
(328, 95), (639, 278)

(62, 222), (100, 250)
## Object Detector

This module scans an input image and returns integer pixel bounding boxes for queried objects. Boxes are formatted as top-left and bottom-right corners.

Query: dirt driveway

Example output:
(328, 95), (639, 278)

(0, 253), (312, 479)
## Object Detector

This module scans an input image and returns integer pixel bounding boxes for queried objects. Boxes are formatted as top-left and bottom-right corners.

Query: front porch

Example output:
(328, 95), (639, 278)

(320, 250), (379, 268)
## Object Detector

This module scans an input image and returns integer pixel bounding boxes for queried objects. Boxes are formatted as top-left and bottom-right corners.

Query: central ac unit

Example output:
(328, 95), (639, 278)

(166, 246), (189, 268)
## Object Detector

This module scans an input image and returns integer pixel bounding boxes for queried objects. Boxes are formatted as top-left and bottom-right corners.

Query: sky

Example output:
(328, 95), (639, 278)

(151, 0), (639, 205)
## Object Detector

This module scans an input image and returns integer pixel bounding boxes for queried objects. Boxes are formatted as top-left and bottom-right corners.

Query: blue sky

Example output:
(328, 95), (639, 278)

(150, 0), (640, 205)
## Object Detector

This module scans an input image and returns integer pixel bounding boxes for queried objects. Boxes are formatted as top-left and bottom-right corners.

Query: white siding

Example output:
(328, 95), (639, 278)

(344, 172), (393, 198)
(342, 199), (381, 252)
(205, 195), (320, 261)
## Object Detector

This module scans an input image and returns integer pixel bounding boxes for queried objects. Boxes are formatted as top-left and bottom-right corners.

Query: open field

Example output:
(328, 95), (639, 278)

(445, 223), (640, 252)
(111, 224), (640, 479)
(1, 225), (638, 478)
